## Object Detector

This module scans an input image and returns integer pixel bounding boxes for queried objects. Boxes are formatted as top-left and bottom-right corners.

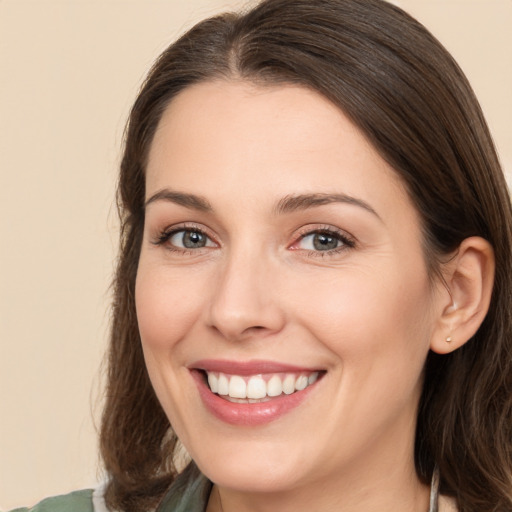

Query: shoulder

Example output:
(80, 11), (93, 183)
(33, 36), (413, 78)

(7, 489), (94, 512)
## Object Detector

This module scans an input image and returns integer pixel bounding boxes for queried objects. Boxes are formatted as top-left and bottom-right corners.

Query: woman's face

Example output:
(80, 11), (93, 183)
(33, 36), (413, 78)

(136, 81), (442, 494)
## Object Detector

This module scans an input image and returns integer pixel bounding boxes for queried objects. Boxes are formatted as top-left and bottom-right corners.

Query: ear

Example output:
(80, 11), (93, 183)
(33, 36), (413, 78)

(430, 236), (495, 354)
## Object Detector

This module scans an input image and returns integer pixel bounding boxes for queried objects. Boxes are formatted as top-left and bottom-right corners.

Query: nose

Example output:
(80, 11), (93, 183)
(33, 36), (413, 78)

(207, 247), (286, 342)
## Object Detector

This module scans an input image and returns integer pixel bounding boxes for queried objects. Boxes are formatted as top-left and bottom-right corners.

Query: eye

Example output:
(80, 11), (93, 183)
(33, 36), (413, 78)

(291, 227), (355, 255)
(169, 229), (214, 249)
(153, 226), (217, 251)
(299, 232), (342, 251)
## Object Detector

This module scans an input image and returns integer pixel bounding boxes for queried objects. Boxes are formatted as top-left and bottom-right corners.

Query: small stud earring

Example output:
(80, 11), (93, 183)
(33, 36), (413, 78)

(446, 336), (453, 343)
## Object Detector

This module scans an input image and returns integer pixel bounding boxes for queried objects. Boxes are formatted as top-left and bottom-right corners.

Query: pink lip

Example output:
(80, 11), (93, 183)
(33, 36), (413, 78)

(189, 360), (324, 426)
(190, 359), (318, 375)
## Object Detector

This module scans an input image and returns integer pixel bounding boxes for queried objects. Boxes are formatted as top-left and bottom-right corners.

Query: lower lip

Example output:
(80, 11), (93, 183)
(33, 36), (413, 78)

(191, 370), (319, 426)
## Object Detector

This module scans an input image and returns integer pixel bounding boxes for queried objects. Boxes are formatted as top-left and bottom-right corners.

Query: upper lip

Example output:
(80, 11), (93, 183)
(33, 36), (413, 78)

(190, 359), (323, 375)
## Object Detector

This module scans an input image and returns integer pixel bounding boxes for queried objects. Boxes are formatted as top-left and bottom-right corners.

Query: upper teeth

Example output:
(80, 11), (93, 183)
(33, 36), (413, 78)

(206, 371), (319, 400)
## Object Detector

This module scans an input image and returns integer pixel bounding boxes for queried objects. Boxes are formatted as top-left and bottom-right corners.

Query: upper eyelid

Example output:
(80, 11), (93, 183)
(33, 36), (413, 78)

(162, 223), (213, 237)
(294, 224), (355, 241)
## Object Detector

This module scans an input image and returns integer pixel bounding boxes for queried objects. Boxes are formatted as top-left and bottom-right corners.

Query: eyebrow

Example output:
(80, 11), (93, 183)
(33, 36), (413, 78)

(145, 189), (213, 212)
(274, 193), (381, 219)
(145, 188), (380, 220)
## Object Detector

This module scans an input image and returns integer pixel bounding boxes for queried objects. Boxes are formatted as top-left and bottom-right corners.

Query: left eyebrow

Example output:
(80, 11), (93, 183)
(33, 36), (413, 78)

(144, 189), (213, 212)
(273, 193), (381, 220)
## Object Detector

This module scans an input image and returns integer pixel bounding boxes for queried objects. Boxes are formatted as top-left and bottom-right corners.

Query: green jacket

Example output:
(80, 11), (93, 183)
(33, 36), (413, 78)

(6, 465), (211, 512)
(7, 490), (94, 512)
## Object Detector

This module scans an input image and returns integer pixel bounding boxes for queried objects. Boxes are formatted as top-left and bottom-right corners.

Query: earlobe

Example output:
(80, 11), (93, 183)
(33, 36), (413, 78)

(430, 237), (495, 355)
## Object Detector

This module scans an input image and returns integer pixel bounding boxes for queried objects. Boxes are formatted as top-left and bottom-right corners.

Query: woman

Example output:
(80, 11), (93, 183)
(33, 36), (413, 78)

(13, 0), (512, 511)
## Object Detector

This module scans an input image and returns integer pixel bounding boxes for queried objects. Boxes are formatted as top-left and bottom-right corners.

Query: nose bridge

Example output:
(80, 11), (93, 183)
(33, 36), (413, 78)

(207, 241), (284, 340)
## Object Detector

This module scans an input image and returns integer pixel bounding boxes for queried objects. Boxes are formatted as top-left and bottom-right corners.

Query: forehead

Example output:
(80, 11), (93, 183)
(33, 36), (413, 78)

(146, 80), (409, 217)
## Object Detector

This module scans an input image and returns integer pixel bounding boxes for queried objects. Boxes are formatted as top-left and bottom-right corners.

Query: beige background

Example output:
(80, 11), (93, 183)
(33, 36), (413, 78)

(1, 0), (510, 509)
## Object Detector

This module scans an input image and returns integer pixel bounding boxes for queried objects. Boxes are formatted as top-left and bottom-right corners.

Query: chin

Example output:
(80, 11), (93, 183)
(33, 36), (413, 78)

(198, 454), (309, 494)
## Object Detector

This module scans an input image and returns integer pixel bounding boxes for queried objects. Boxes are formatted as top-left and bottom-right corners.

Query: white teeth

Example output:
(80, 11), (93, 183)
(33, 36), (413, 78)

(267, 375), (283, 397)
(295, 375), (308, 391)
(247, 375), (267, 399)
(227, 396), (249, 404)
(229, 375), (247, 398)
(217, 373), (229, 395)
(207, 373), (218, 393)
(206, 371), (321, 399)
(282, 374), (295, 395)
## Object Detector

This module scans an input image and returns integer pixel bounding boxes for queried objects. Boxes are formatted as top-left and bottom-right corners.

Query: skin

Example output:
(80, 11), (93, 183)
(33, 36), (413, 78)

(135, 81), (452, 512)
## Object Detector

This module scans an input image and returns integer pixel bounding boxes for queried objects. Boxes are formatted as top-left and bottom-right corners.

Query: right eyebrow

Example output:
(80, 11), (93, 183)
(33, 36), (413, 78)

(144, 188), (213, 212)
(273, 192), (381, 220)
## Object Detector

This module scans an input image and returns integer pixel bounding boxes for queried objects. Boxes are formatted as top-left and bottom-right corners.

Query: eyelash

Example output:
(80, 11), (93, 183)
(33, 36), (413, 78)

(293, 226), (356, 258)
(152, 224), (215, 254)
(151, 224), (356, 257)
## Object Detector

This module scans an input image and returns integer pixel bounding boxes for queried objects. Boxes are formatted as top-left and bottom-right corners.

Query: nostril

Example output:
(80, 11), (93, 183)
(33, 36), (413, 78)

(245, 325), (267, 335)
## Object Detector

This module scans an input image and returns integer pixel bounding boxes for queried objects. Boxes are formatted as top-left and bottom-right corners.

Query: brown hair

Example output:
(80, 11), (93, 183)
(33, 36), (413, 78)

(100, 1), (512, 510)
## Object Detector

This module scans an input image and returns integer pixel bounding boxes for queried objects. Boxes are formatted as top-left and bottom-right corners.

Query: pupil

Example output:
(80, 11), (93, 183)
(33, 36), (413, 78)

(183, 231), (206, 248)
(313, 233), (338, 251)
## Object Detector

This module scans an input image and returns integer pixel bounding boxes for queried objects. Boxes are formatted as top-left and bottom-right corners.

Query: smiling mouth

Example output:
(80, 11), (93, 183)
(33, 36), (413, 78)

(191, 362), (326, 425)
(202, 370), (322, 403)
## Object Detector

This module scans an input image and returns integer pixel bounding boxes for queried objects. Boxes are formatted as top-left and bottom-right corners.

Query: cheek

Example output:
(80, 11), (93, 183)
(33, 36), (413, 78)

(135, 264), (204, 354)
(296, 266), (433, 437)
(134, 263), (207, 427)
(291, 262), (434, 370)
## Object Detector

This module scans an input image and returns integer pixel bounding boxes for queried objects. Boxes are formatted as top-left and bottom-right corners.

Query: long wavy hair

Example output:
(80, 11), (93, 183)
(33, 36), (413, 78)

(100, 1), (512, 510)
